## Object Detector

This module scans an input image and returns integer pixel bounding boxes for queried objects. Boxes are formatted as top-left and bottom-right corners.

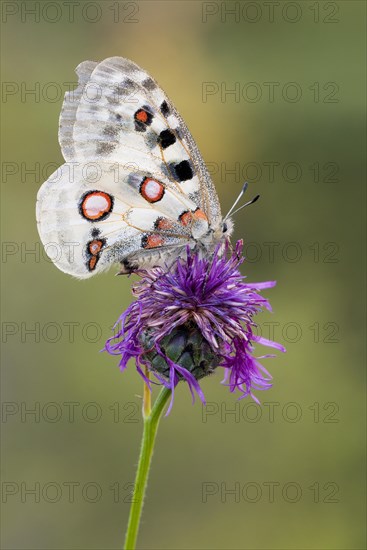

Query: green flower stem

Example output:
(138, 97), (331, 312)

(124, 386), (172, 550)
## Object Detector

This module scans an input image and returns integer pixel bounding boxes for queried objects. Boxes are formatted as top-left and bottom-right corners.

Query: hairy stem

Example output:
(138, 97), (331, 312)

(124, 386), (171, 550)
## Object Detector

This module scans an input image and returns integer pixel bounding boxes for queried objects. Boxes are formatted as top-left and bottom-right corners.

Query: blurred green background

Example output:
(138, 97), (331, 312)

(1, 1), (365, 549)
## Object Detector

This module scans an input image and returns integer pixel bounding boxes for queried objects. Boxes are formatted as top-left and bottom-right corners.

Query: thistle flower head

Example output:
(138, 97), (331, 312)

(105, 240), (285, 412)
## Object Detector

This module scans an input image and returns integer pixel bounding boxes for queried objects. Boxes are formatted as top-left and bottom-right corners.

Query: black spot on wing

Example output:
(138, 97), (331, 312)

(171, 160), (194, 181)
(158, 129), (176, 149)
(160, 100), (170, 116)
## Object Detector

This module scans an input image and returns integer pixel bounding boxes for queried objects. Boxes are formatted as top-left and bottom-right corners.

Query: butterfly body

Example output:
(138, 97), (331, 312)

(36, 57), (232, 278)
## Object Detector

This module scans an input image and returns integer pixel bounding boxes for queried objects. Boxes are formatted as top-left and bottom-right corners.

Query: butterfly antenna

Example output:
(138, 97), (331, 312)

(229, 193), (260, 217)
(224, 182), (248, 221)
(224, 182), (260, 220)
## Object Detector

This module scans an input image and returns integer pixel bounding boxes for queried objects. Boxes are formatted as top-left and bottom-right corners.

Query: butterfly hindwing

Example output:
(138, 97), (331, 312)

(36, 162), (207, 278)
(59, 60), (98, 161)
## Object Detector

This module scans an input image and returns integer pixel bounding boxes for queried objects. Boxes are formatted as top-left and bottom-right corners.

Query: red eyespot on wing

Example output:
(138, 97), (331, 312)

(80, 191), (113, 221)
(179, 211), (193, 226)
(140, 177), (165, 203)
(86, 238), (106, 272)
(88, 256), (98, 271)
(142, 235), (164, 249)
(193, 208), (208, 222)
(134, 107), (153, 132)
(155, 217), (173, 231)
(88, 240), (104, 256)
(135, 109), (149, 123)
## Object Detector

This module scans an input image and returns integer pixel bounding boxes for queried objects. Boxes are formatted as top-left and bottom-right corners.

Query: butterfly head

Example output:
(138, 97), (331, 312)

(221, 217), (234, 237)
(197, 216), (234, 252)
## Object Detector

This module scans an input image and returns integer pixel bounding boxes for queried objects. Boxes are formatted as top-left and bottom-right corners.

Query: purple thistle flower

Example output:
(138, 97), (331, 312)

(105, 240), (285, 412)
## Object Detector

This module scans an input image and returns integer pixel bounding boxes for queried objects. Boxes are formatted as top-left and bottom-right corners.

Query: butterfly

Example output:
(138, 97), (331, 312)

(36, 57), (234, 278)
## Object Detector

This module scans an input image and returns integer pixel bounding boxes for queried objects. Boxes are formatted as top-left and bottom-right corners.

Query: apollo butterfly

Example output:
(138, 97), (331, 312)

(36, 57), (233, 278)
